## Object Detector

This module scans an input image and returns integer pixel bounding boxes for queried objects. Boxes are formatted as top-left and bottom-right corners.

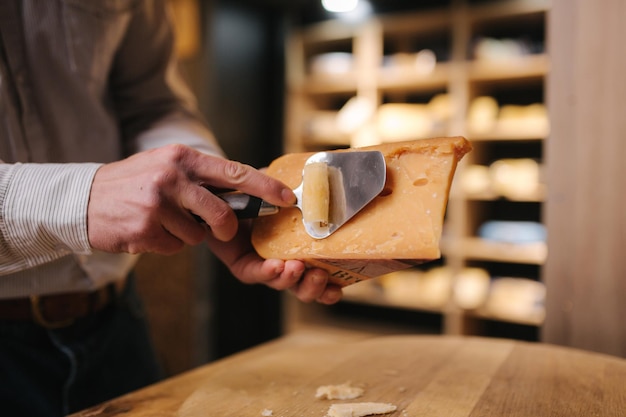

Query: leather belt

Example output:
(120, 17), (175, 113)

(0, 282), (123, 329)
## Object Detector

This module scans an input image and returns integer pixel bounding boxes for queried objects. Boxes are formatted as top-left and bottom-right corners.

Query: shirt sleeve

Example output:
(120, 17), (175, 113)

(0, 162), (100, 275)
(110, 0), (225, 158)
(0, 1), (224, 277)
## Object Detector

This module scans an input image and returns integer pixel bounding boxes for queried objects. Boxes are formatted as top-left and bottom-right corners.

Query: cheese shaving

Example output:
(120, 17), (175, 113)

(326, 402), (397, 417)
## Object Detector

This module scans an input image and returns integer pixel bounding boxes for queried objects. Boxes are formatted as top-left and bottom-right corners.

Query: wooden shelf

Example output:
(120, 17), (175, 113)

(461, 185), (547, 202)
(301, 74), (358, 95)
(284, 0), (549, 341)
(470, 307), (544, 327)
(342, 288), (447, 316)
(442, 237), (547, 265)
(468, 54), (549, 82)
(467, 125), (549, 141)
(342, 275), (545, 327)
(343, 286), (544, 327)
(300, 20), (359, 44)
(303, 134), (351, 148)
(470, 0), (549, 22)
(378, 63), (451, 92)
(379, 9), (451, 35)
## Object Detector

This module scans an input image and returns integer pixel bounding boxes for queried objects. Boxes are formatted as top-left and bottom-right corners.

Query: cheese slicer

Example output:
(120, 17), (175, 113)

(221, 150), (386, 239)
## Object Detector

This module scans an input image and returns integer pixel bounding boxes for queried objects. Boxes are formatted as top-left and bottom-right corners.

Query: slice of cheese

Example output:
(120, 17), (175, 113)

(302, 161), (330, 228)
(326, 402), (397, 417)
(252, 137), (471, 286)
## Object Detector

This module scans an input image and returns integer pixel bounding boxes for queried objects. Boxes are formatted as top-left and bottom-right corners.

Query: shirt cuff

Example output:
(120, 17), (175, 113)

(0, 163), (101, 268)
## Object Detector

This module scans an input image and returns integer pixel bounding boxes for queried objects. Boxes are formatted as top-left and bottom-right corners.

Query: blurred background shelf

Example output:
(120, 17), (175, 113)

(378, 64), (451, 92)
(442, 237), (547, 265)
(302, 76), (359, 94)
(461, 187), (546, 202)
(282, 0), (550, 341)
(467, 126), (548, 141)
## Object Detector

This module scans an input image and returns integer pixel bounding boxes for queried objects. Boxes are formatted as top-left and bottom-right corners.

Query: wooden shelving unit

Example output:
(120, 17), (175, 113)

(282, 0), (550, 340)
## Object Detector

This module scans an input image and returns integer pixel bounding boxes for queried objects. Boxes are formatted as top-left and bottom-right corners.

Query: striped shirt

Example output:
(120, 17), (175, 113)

(0, 0), (223, 298)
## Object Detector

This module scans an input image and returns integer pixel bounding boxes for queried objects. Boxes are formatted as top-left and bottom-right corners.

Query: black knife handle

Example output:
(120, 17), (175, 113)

(219, 192), (279, 219)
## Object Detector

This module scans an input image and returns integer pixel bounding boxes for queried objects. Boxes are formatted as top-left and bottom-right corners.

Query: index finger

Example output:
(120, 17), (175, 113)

(192, 154), (295, 207)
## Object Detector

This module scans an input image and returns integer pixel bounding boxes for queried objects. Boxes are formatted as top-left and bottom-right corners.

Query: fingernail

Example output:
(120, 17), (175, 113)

(273, 261), (285, 276)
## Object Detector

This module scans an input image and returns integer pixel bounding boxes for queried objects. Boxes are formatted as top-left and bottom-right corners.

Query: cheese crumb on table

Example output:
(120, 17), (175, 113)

(326, 402), (397, 417)
(261, 409), (273, 416)
(316, 382), (364, 400)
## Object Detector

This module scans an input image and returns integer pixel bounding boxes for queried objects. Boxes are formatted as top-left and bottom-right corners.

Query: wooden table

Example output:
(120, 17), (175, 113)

(71, 333), (626, 417)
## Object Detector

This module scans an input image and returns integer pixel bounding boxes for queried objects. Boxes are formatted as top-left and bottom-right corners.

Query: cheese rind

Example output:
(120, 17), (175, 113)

(252, 137), (471, 286)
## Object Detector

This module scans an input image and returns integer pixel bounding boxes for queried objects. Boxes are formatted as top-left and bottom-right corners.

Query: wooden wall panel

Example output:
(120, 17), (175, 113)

(543, 0), (626, 357)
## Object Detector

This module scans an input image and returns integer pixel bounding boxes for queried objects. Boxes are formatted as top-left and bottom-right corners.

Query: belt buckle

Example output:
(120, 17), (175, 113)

(29, 295), (75, 329)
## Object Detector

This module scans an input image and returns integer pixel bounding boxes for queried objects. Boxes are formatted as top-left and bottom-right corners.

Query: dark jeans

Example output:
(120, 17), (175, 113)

(0, 276), (163, 417)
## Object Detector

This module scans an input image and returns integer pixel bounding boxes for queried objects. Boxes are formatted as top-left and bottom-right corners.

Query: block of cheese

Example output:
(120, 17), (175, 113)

(251, 137), (472, 287)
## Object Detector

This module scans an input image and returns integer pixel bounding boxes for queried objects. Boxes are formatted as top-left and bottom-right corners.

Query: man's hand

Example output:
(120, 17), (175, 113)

(87, 144), (294, 254)
(87, 144), (343, 305)
(205, 221), (343, 305)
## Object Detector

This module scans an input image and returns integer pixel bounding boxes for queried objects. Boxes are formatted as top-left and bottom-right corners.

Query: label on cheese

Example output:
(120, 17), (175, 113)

(307, 258), (427, 286)
(252, 137), (472, 286)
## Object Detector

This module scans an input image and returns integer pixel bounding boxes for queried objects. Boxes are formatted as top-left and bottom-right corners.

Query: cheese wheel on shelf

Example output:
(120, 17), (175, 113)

(251, 136), (472, 287)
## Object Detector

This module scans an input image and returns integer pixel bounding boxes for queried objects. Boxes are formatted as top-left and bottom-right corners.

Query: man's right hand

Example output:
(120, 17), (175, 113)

(87, 144), (295, 255)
